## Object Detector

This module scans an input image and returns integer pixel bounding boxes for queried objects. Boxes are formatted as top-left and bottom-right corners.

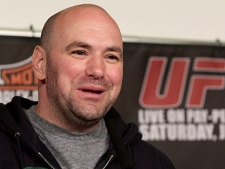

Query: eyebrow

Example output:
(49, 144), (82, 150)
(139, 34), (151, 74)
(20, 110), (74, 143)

(65, 41), (91, 51)
(106, 46), (123, 58)
(65, 41), (123, 57)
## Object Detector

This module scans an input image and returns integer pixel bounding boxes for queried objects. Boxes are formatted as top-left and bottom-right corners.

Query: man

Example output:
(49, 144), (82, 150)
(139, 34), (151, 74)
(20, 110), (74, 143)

(0, 4), (176, 169)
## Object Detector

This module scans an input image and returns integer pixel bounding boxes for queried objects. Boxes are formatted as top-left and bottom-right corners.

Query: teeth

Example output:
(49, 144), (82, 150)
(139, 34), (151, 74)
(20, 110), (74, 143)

(82, 89), (102, 94)
(83, 89), (90, 92)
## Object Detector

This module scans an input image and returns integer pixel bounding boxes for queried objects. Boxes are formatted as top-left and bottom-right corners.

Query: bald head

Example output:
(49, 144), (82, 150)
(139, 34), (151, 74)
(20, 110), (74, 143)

(33, 4), (123, 133)
(40, 4), (122, 53)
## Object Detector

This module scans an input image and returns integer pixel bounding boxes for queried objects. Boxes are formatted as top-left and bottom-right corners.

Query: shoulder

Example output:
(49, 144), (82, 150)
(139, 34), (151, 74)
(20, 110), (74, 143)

(131, 140), (176, 169)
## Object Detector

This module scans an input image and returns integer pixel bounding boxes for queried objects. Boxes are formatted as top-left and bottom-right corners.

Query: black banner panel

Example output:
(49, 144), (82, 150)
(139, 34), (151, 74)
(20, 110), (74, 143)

(0, 36), (39, 104)
(1, 35), (225, 169)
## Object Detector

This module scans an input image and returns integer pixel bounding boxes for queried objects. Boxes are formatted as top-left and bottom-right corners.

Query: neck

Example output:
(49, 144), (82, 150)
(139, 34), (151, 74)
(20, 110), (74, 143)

(34, 104), (101, 133)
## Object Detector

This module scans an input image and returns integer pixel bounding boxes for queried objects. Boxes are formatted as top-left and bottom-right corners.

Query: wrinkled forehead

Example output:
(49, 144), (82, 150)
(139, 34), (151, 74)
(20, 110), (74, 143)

(56, 6), (121, 35)
(52, 6), (123, 47)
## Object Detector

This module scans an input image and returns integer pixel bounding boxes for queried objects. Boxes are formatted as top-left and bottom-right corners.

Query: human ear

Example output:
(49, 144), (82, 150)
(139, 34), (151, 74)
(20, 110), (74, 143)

(32, 46), (46, 80)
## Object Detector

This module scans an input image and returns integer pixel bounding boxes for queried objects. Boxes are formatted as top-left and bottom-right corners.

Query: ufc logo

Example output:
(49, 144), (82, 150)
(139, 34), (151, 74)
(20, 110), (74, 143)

(139, 57), (225, 108)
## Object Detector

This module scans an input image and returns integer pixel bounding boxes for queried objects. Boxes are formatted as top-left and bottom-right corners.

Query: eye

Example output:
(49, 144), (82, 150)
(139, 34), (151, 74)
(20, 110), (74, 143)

(106, 55), (121, 63)
(108, 55), (118, 60)
(72, 50), (86, 55)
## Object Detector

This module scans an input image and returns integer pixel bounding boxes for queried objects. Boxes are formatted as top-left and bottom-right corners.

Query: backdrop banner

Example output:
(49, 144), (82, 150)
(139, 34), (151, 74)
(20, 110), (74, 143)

(1, 35), (225, 169)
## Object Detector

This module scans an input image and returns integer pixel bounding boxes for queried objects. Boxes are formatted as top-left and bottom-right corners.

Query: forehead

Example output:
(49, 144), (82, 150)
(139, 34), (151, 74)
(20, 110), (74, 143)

(51, 6), (122, 48)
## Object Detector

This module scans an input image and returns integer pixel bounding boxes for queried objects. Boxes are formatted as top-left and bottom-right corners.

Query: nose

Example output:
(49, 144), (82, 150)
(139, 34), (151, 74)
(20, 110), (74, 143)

(85, 56), (105, 79)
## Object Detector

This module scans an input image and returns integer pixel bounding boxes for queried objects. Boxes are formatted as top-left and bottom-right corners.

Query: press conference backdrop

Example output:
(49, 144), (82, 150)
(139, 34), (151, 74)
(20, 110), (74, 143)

(1, 35), (225, 169)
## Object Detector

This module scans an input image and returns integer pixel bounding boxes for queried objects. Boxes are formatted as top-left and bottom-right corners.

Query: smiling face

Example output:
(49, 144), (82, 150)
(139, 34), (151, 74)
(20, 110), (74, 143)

(33, 5), (123, 132)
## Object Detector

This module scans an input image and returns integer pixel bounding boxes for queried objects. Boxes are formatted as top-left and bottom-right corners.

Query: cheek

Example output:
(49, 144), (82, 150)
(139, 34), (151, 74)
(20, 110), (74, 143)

(58, 59), (84, 78)
(48, 62), (78, 93)
(108, 66), (123, 87)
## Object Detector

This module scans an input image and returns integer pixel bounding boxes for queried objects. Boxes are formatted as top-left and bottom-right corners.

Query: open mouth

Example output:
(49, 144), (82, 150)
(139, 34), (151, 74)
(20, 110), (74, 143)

(82, 89), (103, 94)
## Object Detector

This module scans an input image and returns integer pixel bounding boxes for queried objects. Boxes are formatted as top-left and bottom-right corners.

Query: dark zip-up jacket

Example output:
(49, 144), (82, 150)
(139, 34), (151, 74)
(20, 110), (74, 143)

(0, 96), (176, 169)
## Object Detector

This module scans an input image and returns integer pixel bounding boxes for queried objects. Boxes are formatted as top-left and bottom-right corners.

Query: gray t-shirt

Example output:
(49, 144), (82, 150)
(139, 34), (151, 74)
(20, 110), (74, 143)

(26, 106), (109, 169)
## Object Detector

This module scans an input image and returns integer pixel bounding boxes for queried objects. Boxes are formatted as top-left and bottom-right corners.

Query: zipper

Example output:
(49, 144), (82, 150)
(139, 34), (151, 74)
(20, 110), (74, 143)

(102, 155), (113, 169)
(15, 132), (58, 169)
(15, 132), (24, 169)
(37, 152), (57, 169)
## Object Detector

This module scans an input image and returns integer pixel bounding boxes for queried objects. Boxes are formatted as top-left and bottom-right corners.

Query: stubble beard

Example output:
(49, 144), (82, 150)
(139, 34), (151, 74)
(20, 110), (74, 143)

(45, 59), (117, 131)
(46, 79), (115, 131)
(63, 78), (117, 130)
